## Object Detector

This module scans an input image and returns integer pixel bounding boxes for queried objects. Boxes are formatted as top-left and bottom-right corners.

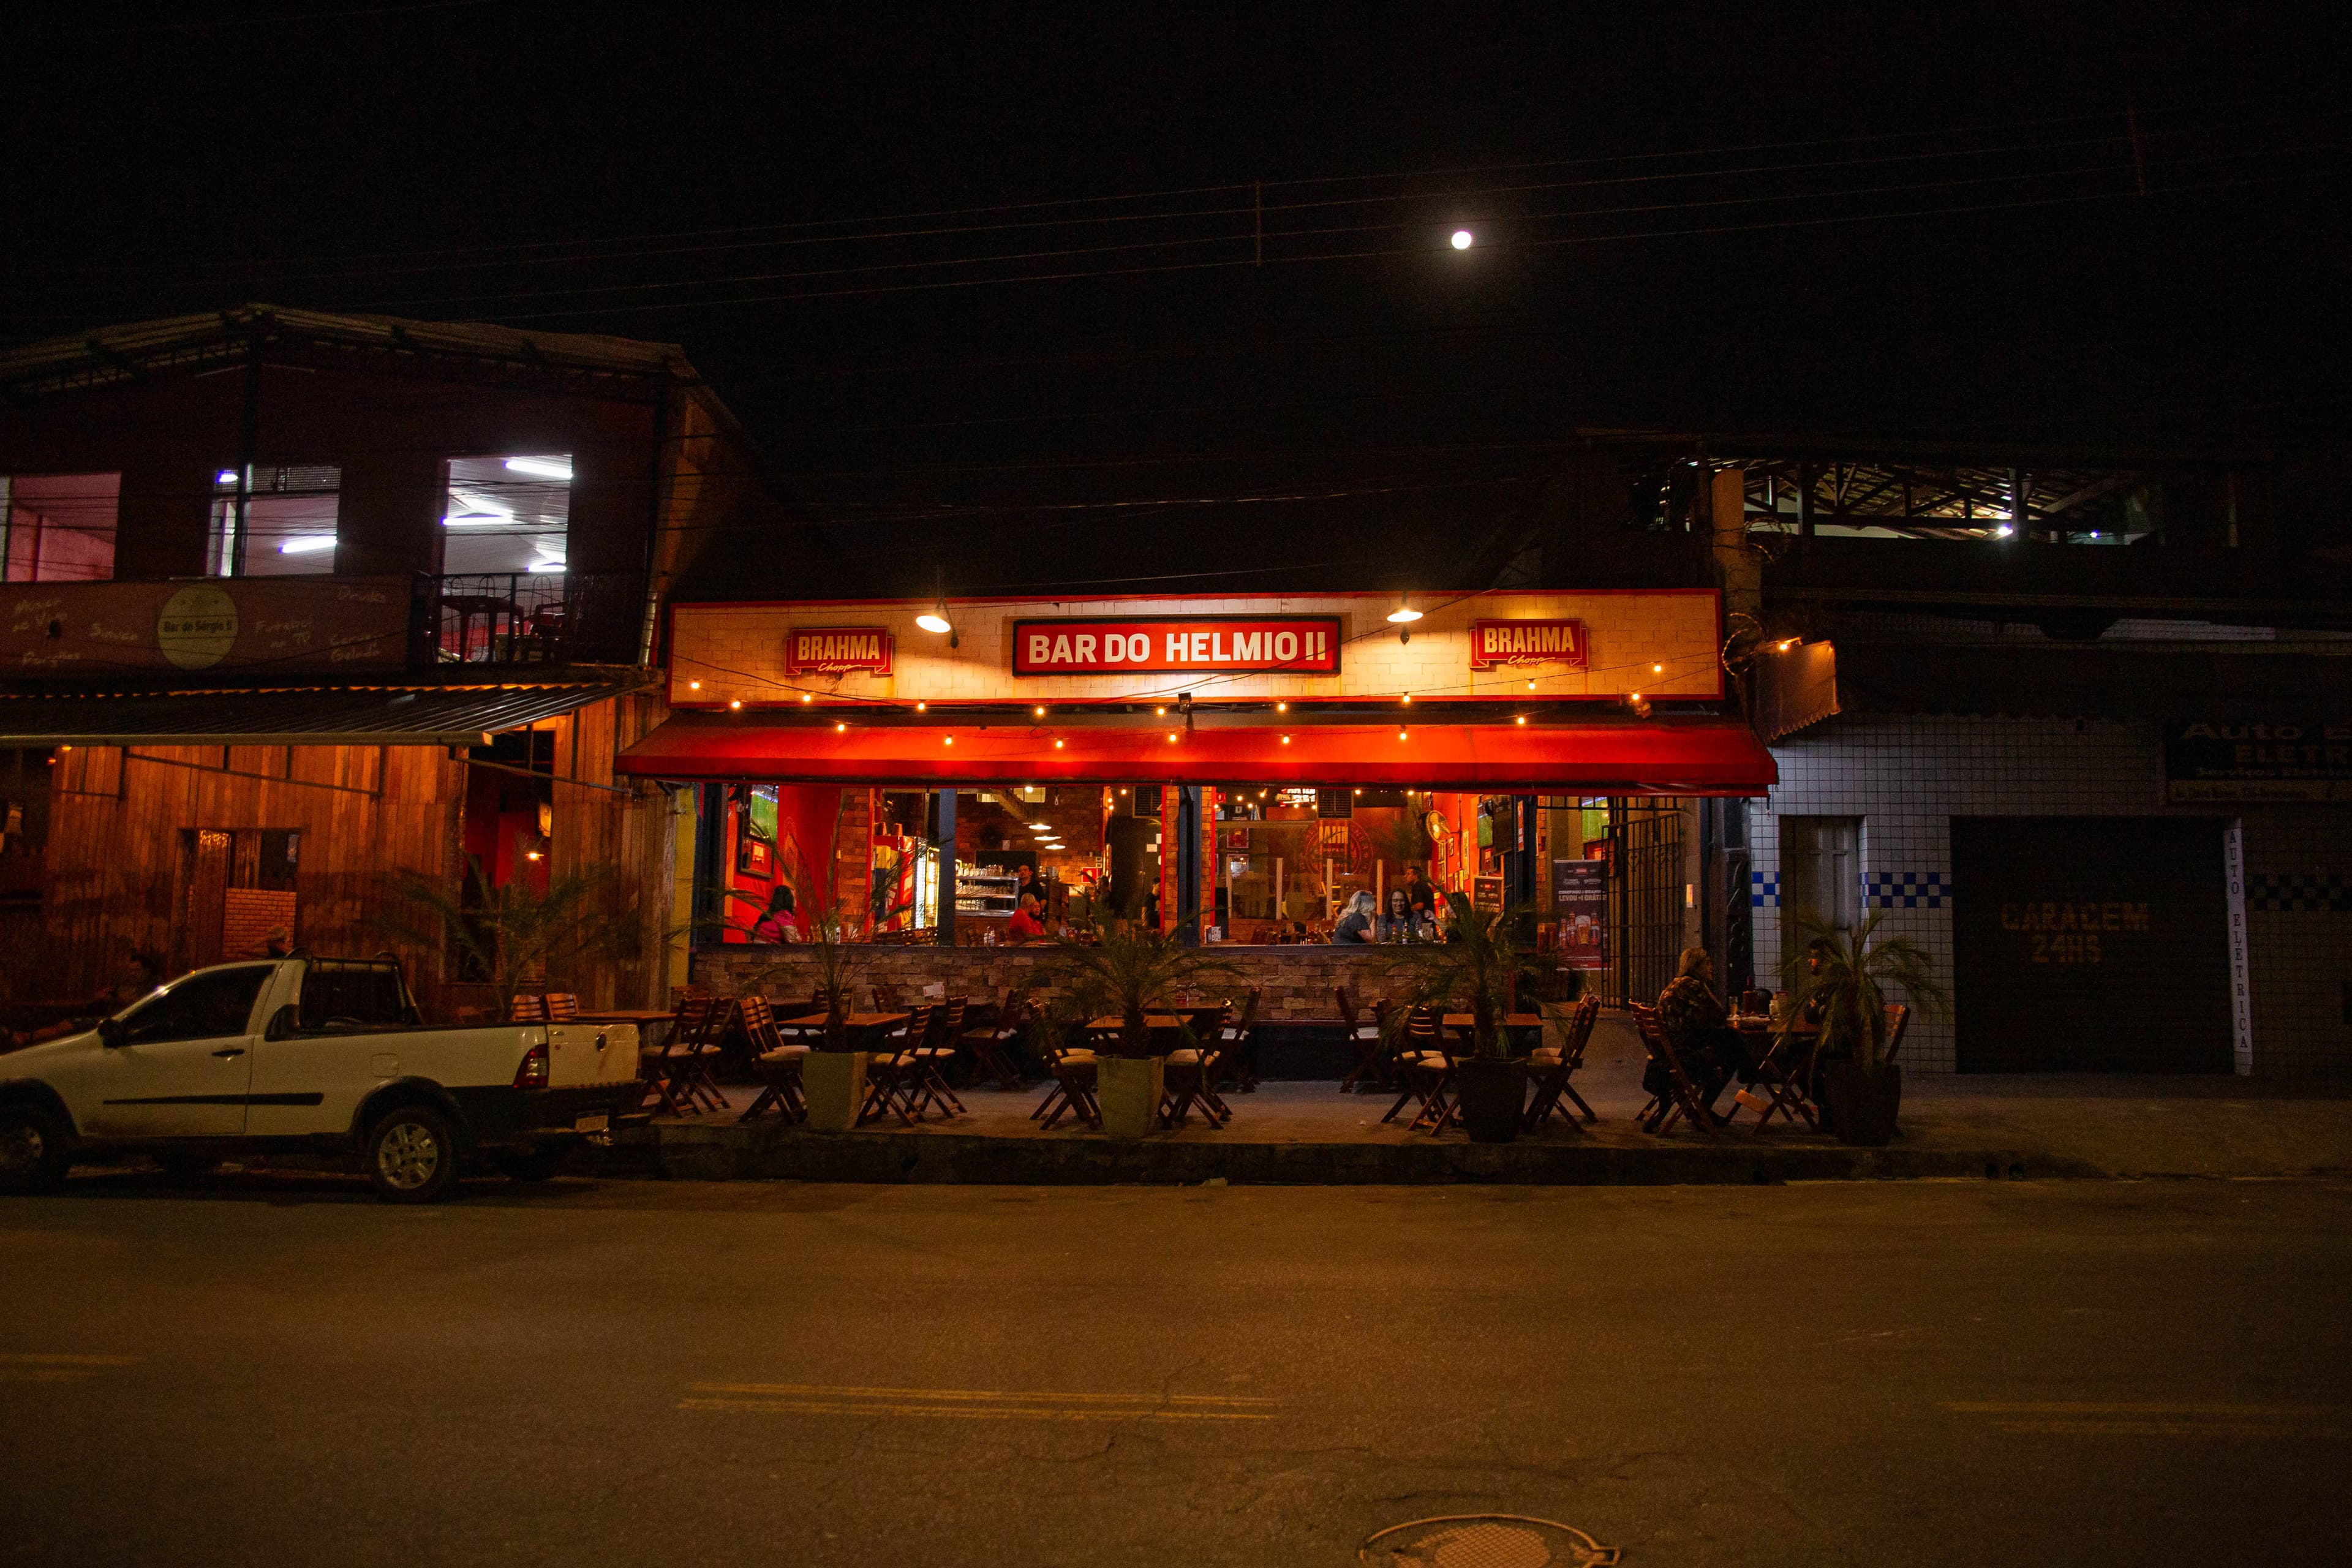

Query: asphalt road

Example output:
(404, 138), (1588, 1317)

(2, 1170), (2348, 1567)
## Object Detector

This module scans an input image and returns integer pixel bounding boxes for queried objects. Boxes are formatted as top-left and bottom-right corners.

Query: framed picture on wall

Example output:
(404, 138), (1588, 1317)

(737, 834), (772, 876)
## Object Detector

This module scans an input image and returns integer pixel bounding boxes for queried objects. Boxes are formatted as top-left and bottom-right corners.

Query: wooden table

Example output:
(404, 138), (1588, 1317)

(780, 1011), (910, 1045)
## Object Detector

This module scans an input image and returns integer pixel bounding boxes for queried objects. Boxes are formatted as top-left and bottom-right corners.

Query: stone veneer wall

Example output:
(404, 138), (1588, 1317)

(691, 943), (1416, 1023)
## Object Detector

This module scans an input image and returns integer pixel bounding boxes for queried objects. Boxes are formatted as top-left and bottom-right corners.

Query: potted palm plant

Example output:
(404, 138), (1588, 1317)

(1381, 889), (1562, 1142)
(1776, 908), (1948, 1147)
(737, 825), (911, 1131)
(1041, 915), (1238, 1137)
(380, 851), (647, 1020)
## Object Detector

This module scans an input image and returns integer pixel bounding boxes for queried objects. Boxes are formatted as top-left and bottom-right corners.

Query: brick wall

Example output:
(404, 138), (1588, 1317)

(221, 888), (297, 961)
(692, 941), (1423, 1024)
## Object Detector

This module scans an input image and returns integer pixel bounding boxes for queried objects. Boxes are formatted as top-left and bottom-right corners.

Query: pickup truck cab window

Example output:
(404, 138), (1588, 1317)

(117, 967), (274, 1047)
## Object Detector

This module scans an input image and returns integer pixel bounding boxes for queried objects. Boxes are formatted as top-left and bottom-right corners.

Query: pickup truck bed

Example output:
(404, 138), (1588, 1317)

(0, 956), (646, 1202)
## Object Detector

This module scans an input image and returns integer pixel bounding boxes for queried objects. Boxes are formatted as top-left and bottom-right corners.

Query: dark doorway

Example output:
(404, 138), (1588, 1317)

(1951, 816), (2232, 1072)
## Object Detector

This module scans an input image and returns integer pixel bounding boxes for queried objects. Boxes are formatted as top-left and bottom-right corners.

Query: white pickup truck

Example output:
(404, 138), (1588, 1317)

(0, 955), (645, 1202)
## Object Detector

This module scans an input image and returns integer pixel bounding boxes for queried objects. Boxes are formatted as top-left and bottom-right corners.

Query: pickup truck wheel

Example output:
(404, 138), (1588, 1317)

(492, 1145), (567, 1183)
(364, 1106), (462, 1204)
(0, 1106), (71, 1196)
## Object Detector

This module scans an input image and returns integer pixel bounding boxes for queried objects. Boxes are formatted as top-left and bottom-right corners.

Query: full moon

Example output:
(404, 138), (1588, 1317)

(1450, 229), (1474, 250)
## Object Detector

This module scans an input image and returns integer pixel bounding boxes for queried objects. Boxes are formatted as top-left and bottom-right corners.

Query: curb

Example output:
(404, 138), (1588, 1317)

(600, 1124), (2107, 1186)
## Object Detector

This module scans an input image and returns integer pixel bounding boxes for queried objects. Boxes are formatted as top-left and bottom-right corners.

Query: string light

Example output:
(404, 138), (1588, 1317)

(1034, 706), (1046, 716)
(729, 699), (742, 710)
(1280, 734), (1291, 744)
(688, 680), (701, 690)
(916, 701), (927, 712)
(800, 693), (812, 704)
(943, 735), (954, 745)
(834, 722), (846, 732)
(1276, 701), (1287, 712)
(1516, 715), (1527, 725)
(1054, 738), (1065, 748)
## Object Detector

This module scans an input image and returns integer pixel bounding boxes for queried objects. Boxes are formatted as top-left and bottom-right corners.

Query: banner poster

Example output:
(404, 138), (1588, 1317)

(1552, 858), (1609, 971)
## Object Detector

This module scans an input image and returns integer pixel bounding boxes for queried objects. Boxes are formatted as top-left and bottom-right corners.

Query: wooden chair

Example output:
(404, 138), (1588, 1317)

(674, 998), (735, 1114)
(641, 995), (714, 1117)
(1161, 1001), (1244, 1129)
(960, 989), (1031, 1090)
(1631, 1004), (1717, 1139)
(1210, 989), (1260, 1102)
(1525, 994), (1600, 1129)
(543, 992), (579, 1022)
(1730, 1025), (1820, 1134)
(1882, 1003), (1912, 1065)
(1336, 987), (1387, 1093)
(1380, 1006), (1450, 1129)
(871, 984), (901, 1012)
(1033, 1024), (1101, 1131)
(510, 994), (549, 1023)
(736, 995), (809, 1122)
(905, 998), (968, 1120)
(858, 1003), (930, 1126)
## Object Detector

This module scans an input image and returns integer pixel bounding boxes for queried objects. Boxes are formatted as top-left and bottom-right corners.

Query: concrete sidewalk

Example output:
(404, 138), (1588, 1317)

(612, 1015), (2352, 1186)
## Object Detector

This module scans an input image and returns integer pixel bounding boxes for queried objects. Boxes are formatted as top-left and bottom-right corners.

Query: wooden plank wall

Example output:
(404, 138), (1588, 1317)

(4, 694), (677, 1016)
(13, 741), (462, 1008)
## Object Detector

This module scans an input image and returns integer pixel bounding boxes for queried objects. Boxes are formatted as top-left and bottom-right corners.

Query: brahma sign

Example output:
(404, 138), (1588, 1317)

(1469, 618), (1588, 670)
(1013, 616), (1341, 675)
(785, 627), (894, 676)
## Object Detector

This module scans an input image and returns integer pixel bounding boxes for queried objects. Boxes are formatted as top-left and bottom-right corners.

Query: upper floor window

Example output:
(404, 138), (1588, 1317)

(209, 465), (341, 576)
(2, 472), (119, 582)
(441, 453), (571, 577)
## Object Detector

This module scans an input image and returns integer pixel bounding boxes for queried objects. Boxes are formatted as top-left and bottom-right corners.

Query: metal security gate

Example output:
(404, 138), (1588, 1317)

(1951, 816), (2232, 1072)
(1606, 797), (1685, 1007)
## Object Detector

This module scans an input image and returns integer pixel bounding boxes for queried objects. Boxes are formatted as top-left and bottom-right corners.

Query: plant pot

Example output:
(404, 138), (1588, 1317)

(1096, 1055), (1166, 1139)
(1455, 1058), (1528, 1144)
(1819, 1061), (1901, 1147)
(801, 1050), (870, 1132)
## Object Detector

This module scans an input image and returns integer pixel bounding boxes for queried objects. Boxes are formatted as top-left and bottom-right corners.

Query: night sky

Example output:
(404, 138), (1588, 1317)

(5, 4), (2345, 593)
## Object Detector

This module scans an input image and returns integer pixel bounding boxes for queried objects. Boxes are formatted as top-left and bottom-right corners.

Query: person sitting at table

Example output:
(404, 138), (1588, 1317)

(1331, 890), (1378, 943)
(750, 883), (805, 944)
(1651, 946), (1754, 1122)
(20, 948), (165, 1046)
(1005, 892), (1047, 943)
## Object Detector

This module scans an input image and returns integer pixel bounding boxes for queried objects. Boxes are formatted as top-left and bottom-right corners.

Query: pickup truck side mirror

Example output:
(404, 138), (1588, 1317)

(265, 1004), (301, 1041)
(97, 1017), (127, 1049)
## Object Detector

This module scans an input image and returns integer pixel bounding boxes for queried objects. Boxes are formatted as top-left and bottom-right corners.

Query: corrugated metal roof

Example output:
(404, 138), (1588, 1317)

(0, 305), (738, 431)
(0, 682), (629, 746)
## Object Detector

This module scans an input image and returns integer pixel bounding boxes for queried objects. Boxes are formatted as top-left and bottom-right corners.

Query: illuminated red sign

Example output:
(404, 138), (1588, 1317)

(1469, 618), (1588, 669)
(785, 627), (894, 676)
(1012, 616), (1341, 675)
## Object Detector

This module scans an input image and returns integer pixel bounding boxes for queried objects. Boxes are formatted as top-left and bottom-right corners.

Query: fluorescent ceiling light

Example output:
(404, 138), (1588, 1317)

(216, 469), (240, 484)
(279, 536), (337, 554)
(1030, 822), (1052, 831)
(503, 456), (573, 481)
(443, 514), (511, 527)
(526, 562), (567, 573)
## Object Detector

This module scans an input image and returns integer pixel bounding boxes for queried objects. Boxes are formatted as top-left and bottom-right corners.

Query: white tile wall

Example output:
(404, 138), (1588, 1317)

(1755, 714), (2350, 1077)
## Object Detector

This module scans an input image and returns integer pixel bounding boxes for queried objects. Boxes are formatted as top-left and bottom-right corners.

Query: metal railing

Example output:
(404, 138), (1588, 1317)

(421, 571), (645, 666)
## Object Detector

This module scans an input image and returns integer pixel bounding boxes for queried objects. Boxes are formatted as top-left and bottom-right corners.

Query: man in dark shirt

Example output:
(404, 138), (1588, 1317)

(1400, 865), (1437, 931)
(1649, 947), (1753, 1120)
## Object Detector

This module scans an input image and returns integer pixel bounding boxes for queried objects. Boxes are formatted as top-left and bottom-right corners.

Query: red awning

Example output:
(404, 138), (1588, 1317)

(618, 716), (1774, 796)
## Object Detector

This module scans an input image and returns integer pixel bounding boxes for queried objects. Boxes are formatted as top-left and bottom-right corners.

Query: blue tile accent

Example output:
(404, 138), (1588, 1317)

(2245, 872), (2348, 913)
(1750, 869), (1779, 908)
(1865, 871), (1946, 909)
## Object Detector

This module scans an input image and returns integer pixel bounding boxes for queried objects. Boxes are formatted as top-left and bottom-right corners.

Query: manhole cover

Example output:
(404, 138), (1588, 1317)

(1360, 1515), (1619, 1568)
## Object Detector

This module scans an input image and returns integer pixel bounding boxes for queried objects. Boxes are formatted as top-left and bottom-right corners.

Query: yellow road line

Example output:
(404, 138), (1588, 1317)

(1989, 1419), (2346, 1439)
(686, 1382), (1274, 1408)
(0, 1354), (137, 1367)
(1943, 1401), (2345, 1417)
(678, 1398), (1274, 1422)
